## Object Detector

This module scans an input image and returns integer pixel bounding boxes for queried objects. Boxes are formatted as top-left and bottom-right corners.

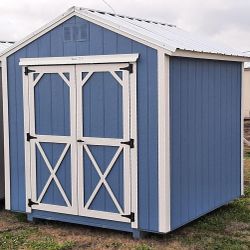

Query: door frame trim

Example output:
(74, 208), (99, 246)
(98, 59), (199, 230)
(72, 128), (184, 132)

(19, 54), (139, 66)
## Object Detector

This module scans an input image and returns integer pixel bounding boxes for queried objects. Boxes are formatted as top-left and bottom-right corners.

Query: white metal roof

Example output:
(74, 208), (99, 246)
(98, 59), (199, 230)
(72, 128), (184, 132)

(75, 7), (247, 57)
(0, 41), (14, 53)
(0, 6), (248, 59)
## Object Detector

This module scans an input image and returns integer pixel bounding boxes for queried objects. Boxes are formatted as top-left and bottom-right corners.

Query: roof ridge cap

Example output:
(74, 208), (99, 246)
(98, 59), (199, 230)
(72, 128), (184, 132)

(75, 6), (176, 27)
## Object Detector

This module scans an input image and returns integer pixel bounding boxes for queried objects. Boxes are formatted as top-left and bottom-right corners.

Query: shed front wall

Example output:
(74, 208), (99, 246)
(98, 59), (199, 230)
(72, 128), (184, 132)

(6, 16), (158, 232)
(0, 67), (4, 199)
(170, 57), (242, 230)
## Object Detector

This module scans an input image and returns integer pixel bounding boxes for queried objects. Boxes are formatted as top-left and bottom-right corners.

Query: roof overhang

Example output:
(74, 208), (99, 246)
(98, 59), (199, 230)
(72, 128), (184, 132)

(172, 49), (250, 62)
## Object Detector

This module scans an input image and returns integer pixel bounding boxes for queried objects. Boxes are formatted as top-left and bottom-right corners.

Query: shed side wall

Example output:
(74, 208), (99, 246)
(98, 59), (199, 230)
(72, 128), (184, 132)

(7, 16), (158, 232)
(170, 57), (241, 230)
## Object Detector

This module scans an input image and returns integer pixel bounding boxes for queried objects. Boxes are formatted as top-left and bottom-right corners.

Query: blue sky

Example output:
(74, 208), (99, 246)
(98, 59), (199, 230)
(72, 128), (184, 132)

(0, 0), (249, 52)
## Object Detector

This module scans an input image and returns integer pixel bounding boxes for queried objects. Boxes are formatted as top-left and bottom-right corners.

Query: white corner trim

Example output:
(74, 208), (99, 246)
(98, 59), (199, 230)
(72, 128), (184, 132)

(19, 54), (139, 66)
(241, 63), (244, 195)
(1, 58), (11, 210)
(158, 50), (171, 232)
(172, 49), (249, 62)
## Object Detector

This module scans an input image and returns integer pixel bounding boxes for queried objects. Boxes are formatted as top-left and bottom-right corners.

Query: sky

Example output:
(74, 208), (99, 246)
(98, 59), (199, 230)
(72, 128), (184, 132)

(0, 0), (250, 52)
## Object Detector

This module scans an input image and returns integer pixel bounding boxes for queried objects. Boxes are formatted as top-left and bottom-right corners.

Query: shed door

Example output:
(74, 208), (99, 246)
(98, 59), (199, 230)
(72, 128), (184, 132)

(76, 64), (132, 222)
(24, 60), (137, 225)
(26, 65), (78, 215)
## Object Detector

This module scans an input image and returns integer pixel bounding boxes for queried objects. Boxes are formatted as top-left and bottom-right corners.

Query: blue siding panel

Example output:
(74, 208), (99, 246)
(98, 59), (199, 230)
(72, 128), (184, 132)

(7, 16), (158, 232)
(8, 54), (19, 211)
(15, 49), (27, 213)
(170, 57), (242, 230)
(147, 49), (158, 230)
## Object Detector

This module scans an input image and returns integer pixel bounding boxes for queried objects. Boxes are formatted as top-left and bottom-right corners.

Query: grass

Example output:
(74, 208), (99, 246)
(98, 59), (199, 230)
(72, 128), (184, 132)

(27, 237), (74, 250)
(0, 152), (248, 249)
(0, 226), (74, 250)
(135, 244), (152, 250)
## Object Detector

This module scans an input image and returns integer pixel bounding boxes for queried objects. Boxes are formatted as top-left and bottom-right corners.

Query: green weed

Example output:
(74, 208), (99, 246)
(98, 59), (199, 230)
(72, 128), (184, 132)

(27, 237), (74, 250)
(0, 228), (36, 250)
(135, 243), (152, 250)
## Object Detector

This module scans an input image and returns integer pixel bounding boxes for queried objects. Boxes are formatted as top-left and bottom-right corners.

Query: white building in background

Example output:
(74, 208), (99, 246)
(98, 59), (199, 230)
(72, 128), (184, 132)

(244, 62), (250, 118)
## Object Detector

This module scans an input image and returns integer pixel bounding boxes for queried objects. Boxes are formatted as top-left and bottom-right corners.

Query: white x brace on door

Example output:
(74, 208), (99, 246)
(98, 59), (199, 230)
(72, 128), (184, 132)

(22, 55), (138, 228)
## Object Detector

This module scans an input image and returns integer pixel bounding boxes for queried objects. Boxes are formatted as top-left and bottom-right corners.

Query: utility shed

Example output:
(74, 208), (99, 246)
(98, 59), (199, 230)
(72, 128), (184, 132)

(0, 7), (248, 238)
(0, 41), (14, 199)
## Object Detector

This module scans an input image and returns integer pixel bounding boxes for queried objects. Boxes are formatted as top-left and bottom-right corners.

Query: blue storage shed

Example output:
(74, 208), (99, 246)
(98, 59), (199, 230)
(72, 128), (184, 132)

(0, 7), (248, 238)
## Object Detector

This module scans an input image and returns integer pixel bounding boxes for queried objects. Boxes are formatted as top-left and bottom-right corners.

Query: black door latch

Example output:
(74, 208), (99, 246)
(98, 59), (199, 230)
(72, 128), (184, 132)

(77, 139), (84, 143)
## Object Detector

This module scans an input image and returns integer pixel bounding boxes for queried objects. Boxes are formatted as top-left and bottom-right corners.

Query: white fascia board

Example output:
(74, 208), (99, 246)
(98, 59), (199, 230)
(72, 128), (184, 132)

(19, 54), (139, 66)
(172, 49), (250, 62)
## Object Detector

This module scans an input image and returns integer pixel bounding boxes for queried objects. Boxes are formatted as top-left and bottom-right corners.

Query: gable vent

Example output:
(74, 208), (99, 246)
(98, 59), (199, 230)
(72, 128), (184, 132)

(64, 24), (89, 42)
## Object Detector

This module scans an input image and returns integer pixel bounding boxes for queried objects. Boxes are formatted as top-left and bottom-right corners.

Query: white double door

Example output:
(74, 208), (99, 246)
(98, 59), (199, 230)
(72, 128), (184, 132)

(24, 62), (136, 224)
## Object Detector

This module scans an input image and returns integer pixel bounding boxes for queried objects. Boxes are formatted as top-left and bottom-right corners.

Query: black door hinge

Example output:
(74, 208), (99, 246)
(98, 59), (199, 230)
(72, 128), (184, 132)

(26, 133), (37, 141)
(24, 67), (36, 75)
(121, 138), (134, 148)
(121, 212), (135, 222)
(120, 64), (133, 74)
(28, 199), (39, 207)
